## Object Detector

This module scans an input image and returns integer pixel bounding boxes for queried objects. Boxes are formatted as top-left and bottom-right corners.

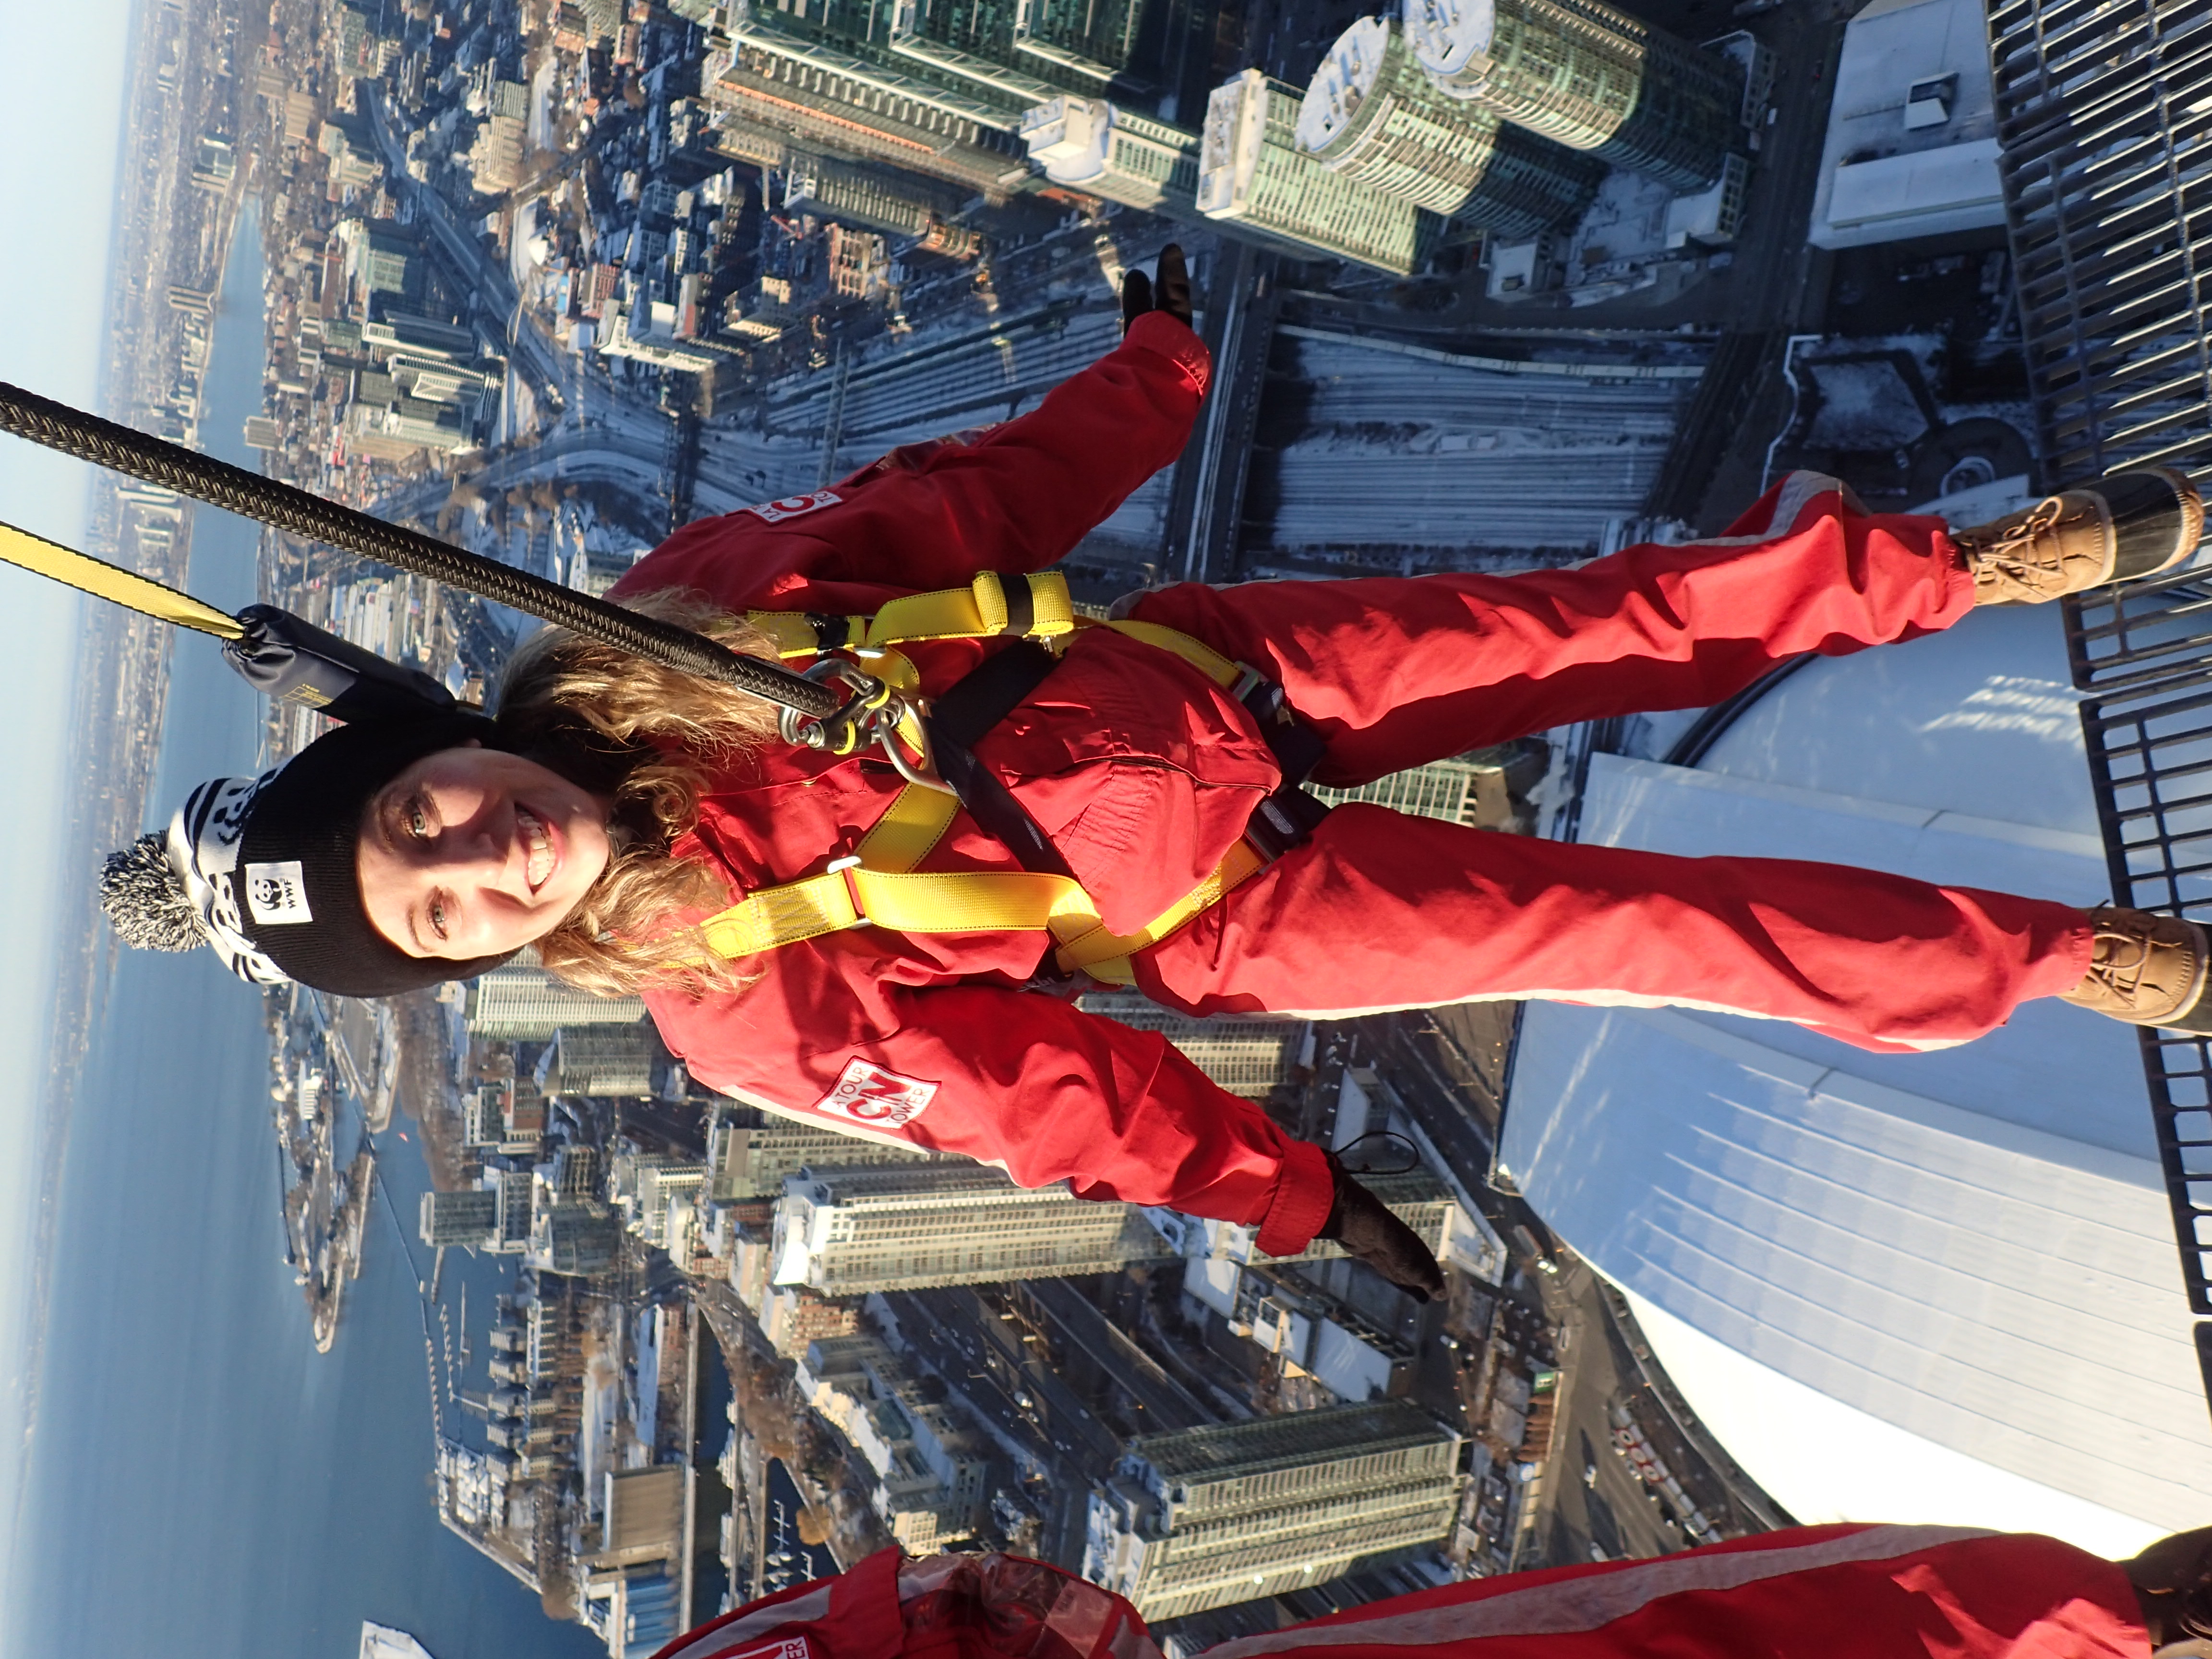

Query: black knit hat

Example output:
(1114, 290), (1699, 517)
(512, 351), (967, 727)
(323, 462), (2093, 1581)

(241, 713), (519, 994)
(102, 712), (520, 996)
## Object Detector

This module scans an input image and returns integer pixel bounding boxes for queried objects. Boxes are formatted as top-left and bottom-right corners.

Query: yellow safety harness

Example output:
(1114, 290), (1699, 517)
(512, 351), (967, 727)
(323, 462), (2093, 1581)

(701, 570), (1287, 985)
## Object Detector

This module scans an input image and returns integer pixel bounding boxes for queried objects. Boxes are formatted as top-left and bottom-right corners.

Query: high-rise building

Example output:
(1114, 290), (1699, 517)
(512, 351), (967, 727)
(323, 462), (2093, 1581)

(549, 1026), (655, 1097)
(1308, 753), (1492, 824)
(1183, 1259), (1419, 1401)
(709, 19), (1037, 198)
(611, 1152), (709, 1248)
(795, 1334), (991, 1550)
(1021, 97), (1202, 216)
(421, 1188), (500, 1248)
(707, 1112), (939, 1201)
(1084, 1400), (1466, 1620)
(334, 218), (425, 312)
(531, 1200), (623, 1277)
(1015, 0), (1146, 87)
(1295, 19), (1602, 237)
(462, 960), (646, 1039)
(890, 0), (1068, 110)
(1157, 1170), (1467, 1274)
(1197, 72), (1443, 275)
(1075, 992), (1305, 1098)
(770, 1165), (1176, 1295)
(782, 151), (975, 238)
(1404, 0), (1742, 193)
(419, 1175), (533, 1251)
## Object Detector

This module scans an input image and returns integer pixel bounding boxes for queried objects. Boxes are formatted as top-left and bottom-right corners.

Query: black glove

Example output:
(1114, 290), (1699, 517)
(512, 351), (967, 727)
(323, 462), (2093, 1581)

(1318, 1156), (1445, 1302)
(1121, 243), (1193, 334)
(2124, 1527), (2212, 1648)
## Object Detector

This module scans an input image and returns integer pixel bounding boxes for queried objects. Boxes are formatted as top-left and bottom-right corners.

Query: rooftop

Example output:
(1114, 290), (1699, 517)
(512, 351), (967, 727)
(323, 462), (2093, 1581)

(1807, 0), (2003, 248)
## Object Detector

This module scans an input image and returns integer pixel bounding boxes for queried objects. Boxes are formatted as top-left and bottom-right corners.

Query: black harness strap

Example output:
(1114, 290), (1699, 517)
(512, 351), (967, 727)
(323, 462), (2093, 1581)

(1234, 677), (1334, 860)
(925, 640), (1075, 879)
(922, 635), (1335, 880)
(997, 572), (1036, 637)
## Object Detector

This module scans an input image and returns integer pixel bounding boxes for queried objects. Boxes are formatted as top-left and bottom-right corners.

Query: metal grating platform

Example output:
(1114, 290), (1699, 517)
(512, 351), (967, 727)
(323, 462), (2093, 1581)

(1991, 0), (2212, 1395)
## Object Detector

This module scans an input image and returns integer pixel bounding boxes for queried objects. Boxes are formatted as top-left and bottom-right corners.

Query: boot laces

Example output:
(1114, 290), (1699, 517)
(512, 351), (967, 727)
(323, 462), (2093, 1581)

(2081, 912), (2176, 1008)
(1973, 496), (2069, 581)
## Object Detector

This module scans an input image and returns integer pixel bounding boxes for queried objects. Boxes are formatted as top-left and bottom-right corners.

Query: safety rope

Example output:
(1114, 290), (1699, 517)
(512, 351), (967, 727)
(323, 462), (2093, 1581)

(0, 380), (845, 721)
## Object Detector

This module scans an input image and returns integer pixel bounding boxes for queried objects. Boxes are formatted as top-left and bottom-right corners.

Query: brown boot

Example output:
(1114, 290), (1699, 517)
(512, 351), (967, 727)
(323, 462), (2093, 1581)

(1955, 468), (2203, 604)
(2059, 907), (2212, 1029)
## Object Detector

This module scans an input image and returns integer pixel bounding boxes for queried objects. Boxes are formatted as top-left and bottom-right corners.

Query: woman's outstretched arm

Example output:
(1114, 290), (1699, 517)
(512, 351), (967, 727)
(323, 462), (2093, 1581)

(612, 310), (1213, 610)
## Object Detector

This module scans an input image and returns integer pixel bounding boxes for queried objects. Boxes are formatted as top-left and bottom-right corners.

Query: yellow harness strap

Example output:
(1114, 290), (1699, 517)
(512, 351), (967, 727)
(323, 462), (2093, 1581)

(750, 570), (1079, 659)
(698, 589), (1278, 981)
(1095, 618), (1243, 691)
(0, 519), (244, 640)
(696, 815), (1266, 985)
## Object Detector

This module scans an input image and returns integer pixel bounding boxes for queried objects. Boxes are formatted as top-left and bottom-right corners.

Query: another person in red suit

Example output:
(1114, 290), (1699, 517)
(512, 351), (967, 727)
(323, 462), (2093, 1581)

(643, 1522), (2212, 1659)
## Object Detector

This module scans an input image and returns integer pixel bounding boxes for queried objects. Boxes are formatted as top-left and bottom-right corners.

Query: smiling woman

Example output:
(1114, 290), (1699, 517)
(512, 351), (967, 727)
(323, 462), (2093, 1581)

(355, 743), (611, 960)
(84, 281), (2212, 1313)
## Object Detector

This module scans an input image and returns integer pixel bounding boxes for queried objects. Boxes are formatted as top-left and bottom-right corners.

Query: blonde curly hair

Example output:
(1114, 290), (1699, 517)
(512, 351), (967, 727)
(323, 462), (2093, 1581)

(490, 589), (784, 997)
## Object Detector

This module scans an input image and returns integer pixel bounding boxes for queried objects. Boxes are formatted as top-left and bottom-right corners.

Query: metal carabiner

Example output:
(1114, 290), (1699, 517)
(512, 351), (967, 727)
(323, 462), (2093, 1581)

(876, 707), (955, 795)
(777, 656), (955, 794)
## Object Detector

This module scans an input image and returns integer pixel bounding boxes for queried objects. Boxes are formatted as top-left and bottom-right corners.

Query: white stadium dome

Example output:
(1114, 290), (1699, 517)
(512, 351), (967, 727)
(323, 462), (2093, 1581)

(1501, 597), (2212, 1555)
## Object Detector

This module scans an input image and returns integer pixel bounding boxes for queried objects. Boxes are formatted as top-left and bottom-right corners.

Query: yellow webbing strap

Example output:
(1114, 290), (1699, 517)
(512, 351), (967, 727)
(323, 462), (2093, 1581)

(749, 570), (1077, 659)
(1097, 618), (1243, 690)
(750, 612), (825, 658)
(856, 783), (959, 874)
(700, 864), (1102, 960)
(1046, 837), (1269, 984)
(697, 826), (1267, 982)
(0, 518), (244, 639)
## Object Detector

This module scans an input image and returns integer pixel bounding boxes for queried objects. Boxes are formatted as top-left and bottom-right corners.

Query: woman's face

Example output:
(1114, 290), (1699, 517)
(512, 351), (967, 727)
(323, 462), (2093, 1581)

(357, 743), (611, 961)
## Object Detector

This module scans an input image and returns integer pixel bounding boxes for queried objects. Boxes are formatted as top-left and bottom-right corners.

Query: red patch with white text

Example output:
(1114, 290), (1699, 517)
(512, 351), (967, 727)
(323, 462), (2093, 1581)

(744, 489), (841, 524)
(720, 1638), (813, 1659)
(812, 1058), (938, 1128)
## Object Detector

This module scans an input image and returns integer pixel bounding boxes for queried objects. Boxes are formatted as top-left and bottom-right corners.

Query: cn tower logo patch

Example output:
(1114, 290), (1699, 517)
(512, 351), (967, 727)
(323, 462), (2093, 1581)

(814, 1058), (937, 1127)
(745, 489), (841, 524)
(720, 1639), (813, 1659)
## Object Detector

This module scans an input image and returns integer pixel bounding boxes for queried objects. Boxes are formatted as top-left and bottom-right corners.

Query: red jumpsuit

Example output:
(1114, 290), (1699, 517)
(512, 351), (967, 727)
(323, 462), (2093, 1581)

(649, 1528), (2151, 1659)
(611, 312), (2094, 1255)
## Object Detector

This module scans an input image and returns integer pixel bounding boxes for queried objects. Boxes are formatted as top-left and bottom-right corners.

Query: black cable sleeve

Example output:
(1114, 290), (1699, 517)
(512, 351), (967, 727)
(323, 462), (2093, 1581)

(0, 380), (842, 719)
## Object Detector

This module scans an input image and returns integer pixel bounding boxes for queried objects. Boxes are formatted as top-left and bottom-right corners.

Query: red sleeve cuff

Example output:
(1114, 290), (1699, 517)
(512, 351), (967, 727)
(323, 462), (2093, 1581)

(1122, 310), (1212, 399)
(1254, 1137), (1335, 1257)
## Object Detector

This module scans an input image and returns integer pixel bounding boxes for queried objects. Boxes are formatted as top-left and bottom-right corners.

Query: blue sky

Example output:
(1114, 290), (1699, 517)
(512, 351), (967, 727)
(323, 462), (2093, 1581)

(0, 0), (135, 1581)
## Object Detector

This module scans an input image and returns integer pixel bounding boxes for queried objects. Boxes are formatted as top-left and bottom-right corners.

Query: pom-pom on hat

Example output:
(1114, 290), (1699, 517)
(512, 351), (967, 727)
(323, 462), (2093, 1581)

(99, 712), (519, 996)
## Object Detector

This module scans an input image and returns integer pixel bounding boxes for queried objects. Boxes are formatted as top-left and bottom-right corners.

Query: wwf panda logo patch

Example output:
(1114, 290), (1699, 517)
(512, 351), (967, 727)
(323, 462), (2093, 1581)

(243, 860), (313, 926)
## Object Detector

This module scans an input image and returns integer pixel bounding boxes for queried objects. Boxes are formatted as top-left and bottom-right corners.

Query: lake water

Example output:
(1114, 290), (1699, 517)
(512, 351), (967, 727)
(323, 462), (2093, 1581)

(12, 212), (604, 1658)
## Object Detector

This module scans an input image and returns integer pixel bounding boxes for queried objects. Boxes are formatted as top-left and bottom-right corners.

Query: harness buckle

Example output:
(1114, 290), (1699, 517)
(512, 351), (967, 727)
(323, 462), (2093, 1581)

(825, 855), (869, 927)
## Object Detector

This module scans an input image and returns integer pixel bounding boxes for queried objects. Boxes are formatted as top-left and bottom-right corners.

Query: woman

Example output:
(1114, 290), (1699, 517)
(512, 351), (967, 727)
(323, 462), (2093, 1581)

(101, 248), (2208, 1300)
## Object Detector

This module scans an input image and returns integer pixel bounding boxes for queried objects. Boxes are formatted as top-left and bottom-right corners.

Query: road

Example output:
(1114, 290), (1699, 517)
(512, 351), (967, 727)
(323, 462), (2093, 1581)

(888, 1286), (1120, 1570)
(1523, 1255), (1689, 1568)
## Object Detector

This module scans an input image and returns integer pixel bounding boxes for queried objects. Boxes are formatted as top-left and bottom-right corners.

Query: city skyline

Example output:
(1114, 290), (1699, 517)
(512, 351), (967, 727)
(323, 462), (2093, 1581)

(7, 0), (2196, 1651)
